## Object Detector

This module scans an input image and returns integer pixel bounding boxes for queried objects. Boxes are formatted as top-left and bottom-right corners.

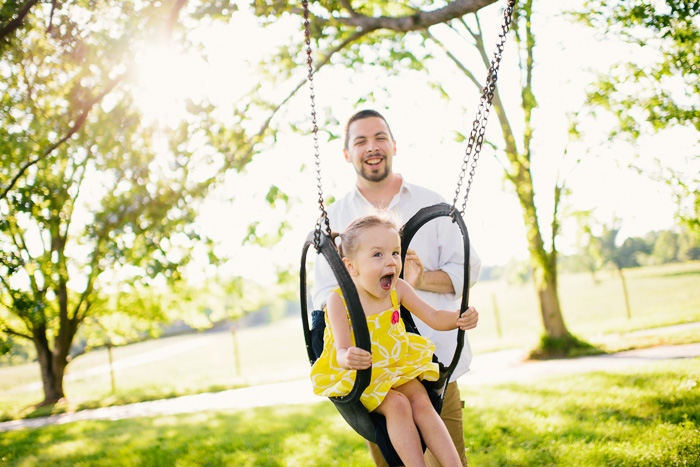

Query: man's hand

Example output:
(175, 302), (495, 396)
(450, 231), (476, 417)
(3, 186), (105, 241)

(403, 248), (455, 294)
(404, 248), (424, 289)
(456, 306), (478, 330)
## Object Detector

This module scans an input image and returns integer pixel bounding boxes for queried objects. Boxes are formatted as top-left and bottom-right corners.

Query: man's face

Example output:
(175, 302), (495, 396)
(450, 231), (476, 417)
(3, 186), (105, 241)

(344, 117), (396, 183)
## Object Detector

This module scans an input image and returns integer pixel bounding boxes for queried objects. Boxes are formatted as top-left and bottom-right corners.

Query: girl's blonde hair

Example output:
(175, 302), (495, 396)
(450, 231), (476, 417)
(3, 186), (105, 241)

(332, 214), (400, 259)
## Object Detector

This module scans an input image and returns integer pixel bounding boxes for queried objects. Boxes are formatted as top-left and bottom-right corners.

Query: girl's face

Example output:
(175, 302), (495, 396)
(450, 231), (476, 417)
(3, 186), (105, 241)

(343, 225), (402, 300)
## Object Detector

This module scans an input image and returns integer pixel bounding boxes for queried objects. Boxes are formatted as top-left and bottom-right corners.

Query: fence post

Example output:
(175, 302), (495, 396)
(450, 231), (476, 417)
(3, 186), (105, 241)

(492, 293), (503, 339)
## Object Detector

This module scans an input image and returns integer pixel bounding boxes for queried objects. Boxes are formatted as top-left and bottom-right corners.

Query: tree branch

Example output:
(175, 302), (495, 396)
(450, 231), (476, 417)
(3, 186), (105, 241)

(0, 73), (127, 201)
(1, 324), (33, 340)
(424, 29), (481, 89)
(333, 0), (499, 32)
(338, 0), (358, 17)
(2, 0), (189, 202)
(72, 239), (103, 323)
(226, 28), (369, 171)
(551, 182), (563, 257)
(425, 22), (517, 174)
(0, 278), (37, 332)
(0, 0), (40, 42)
(165, 0), (189, 37)
(47, 0), (58, 32)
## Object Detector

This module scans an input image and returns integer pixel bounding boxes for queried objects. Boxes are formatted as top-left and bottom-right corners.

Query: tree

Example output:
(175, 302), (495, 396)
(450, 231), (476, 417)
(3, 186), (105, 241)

(573, 210), (605, 283)
(242, 0), (579, 351)
(653, 230), (679, 264)
(574, 0), (700, 232)
(0, 0), (237, 405)
(592, 222), (654, 319)
(678, 226), (700, 261)
(482, 0), (573, 343)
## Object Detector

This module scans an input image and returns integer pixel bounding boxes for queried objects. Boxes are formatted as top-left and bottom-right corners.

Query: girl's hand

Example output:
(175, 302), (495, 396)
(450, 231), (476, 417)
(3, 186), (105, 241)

(456, 306), (478, 330)
(339, 346), (372, 370)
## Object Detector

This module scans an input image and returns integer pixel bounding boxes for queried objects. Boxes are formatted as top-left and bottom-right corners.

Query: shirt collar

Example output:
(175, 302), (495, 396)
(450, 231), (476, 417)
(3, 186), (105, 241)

(352, 175), (411, 209)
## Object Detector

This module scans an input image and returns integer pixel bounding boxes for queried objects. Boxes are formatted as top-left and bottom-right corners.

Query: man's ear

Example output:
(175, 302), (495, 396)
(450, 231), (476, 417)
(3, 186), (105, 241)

(343, 257), (358, 276)
(343, 148), (350, 162)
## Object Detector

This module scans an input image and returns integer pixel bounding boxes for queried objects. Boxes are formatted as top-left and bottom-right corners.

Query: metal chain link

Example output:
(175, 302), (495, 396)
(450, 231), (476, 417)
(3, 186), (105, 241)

(452, 0), (516, 215)
(303, 0), (331, 249)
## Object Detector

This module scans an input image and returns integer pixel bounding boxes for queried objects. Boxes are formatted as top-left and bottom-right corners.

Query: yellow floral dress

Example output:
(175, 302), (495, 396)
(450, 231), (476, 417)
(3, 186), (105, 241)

(310, 288), (439, 412)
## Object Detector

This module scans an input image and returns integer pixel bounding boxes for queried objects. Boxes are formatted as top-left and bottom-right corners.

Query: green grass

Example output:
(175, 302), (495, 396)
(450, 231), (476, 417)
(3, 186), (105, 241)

(0, 319), (311, 421)
(1, 261), (699, 422)
(468, 261), (700, 353)
(461, 359), (700, 466)
(1, 359), (698, 466)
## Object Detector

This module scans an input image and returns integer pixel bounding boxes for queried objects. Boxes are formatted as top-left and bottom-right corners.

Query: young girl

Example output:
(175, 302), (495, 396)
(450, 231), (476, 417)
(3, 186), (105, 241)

(310, 215), (478, 467)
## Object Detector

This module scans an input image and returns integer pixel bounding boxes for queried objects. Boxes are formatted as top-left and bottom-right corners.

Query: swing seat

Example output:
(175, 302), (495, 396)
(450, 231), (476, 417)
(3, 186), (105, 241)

(300, 203), (472, 466)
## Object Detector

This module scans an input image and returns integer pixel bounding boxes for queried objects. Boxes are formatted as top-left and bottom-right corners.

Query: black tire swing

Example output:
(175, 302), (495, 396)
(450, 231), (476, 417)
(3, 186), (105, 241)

(298, 2), (516, 465)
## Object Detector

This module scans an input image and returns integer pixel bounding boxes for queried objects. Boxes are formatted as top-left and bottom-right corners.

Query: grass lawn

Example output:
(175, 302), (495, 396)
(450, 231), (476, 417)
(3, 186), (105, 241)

(1, 358), (698, 466)
(468, 261), (700, 353)
(0, 319), (311, 421)
(1, 262), (699, 423)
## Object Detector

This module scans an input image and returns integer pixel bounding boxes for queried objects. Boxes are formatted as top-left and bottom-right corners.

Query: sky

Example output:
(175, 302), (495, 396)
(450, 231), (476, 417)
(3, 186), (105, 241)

(132, 0), (696, 285)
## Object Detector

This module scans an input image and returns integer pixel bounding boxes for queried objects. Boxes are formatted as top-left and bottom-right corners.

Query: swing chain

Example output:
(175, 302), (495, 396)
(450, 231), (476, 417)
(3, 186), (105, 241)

(452, 0), (516, 216)
(303, 0), (332, 250)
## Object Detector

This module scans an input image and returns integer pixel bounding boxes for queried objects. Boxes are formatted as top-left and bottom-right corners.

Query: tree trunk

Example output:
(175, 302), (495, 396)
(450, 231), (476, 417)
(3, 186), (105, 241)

(31, 276), (79, 405)
(33, 328), (65, 404)
(537, 274), (569, 338)
(486, 0), (570, 341)
(518, 178), (570, 340)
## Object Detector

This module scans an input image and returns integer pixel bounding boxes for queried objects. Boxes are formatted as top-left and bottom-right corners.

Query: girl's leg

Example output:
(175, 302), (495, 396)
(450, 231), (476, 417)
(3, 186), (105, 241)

(395, 380), (462, 467)
(374, 389), (427, 467)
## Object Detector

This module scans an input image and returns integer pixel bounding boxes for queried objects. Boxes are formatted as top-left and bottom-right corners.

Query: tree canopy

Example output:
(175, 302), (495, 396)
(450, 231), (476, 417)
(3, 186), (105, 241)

(575, 0), (700, 232)
(0, 0), (237, 403)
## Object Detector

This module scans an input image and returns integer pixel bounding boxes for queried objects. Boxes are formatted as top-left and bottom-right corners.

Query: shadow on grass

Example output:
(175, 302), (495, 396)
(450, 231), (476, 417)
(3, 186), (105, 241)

(3, 361), (699, 466)
(528, 333), (606, 360)
(1, 402), (374, 467)
(656, 269), (700, 278)
(5, 382), (255, 423)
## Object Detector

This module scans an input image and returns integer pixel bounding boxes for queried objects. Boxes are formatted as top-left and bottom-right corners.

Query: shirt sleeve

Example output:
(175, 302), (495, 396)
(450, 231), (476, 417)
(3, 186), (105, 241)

(435, 216), (481, 294)
(310, 202), (343, 311)
(311, 252), (337, 311)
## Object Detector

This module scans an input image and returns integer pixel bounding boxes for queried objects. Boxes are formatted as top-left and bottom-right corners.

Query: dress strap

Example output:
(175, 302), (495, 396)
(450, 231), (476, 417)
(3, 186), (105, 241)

(390, 289), (398, 310)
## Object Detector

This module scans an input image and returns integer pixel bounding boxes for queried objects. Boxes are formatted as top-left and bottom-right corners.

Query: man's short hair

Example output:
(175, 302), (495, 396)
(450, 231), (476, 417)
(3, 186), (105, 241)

(344, 109), (395, 150)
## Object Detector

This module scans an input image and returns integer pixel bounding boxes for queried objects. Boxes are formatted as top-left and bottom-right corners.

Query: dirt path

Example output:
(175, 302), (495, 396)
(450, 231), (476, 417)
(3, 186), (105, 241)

(2, 342), (699, 433)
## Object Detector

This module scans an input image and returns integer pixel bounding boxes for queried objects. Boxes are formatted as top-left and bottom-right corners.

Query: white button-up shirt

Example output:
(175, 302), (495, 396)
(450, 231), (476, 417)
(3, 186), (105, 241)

(311, 176), (481, 380)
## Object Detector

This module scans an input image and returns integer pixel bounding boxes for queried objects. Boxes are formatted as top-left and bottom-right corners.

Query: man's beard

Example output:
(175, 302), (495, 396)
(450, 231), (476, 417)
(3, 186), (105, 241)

(357, 159), (390, 183)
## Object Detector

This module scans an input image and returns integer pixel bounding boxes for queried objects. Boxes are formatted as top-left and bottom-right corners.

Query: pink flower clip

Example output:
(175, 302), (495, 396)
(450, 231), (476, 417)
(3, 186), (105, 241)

(391, 309), (400, 325)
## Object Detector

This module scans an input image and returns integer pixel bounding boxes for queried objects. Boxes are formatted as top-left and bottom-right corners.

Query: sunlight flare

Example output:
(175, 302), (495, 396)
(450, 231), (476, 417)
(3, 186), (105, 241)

(133, 43), (208, 125)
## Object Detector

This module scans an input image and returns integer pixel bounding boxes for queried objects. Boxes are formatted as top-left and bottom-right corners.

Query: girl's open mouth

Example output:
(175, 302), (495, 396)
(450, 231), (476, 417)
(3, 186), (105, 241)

(380, 274), (393, 290)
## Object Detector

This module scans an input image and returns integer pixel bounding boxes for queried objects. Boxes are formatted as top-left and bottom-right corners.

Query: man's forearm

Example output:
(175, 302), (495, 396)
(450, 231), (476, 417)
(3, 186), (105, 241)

(418, 270), (455, 294)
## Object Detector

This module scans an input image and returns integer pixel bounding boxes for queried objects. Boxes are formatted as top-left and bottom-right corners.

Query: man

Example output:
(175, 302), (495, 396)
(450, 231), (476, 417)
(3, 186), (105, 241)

(312, 109), (481, 467)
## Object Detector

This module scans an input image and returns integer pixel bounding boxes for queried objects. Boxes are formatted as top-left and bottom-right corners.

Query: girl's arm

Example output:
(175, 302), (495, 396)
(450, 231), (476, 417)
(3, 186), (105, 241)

(327, 292), (372, 370)
(395, 279), (478, 331)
